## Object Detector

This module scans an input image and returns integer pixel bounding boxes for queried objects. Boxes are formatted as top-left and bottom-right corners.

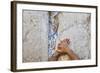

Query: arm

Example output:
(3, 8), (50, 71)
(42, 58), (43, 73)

(48, 52), (60, 61)
(56, 38), (80, 60)
(63, 47), (79, 60)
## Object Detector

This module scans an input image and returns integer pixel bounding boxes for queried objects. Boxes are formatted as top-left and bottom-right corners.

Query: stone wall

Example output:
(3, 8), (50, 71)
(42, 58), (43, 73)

(22, 10), (49, 62)
(56, 12), (91, 59)
(22, 10), (91, 62)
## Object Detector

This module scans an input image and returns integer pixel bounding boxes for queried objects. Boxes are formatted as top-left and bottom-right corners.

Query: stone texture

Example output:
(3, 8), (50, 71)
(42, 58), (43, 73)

(22, 10), (49, 62)
(22, 10), (91, 62)
(56, 12), (91, 59)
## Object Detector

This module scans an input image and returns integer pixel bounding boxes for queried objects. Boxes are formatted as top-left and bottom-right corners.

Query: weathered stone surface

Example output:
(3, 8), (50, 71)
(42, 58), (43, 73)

(56, 12), (91, 59)
(22, 10), (91, 62)
(22, 10), (49, 62)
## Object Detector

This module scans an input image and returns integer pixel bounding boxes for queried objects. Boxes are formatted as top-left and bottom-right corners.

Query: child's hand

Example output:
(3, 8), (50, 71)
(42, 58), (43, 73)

(56, 38), (70, 53)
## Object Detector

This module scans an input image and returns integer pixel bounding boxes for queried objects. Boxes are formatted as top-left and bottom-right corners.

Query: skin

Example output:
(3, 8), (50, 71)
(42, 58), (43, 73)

(48, 38), (80, 61)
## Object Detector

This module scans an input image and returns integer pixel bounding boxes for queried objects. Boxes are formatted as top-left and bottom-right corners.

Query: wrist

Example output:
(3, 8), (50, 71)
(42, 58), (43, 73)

(53, 51), (60, 57)
(65, 48), (72, 53)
